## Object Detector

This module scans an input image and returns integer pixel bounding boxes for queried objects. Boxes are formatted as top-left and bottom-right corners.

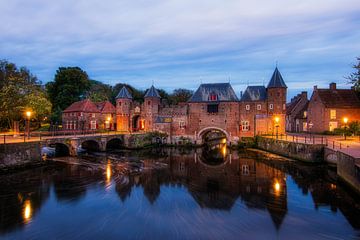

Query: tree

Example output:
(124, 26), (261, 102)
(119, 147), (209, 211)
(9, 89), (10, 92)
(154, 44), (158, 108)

(347, 57), (360, 91)
(170, 88), (193, 104)
(86, 80), (112, 102)
(0, 60), (51, 130)
(46, 67), (91, 120)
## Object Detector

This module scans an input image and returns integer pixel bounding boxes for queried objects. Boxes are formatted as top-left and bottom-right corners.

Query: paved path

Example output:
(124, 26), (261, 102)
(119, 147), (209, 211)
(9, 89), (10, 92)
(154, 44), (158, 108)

(264, 133), (360, 159)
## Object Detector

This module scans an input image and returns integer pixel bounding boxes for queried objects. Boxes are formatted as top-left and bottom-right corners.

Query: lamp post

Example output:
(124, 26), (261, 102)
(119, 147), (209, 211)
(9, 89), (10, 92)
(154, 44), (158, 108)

(26, 111), (32, 140)
(274, 116), (280, 139)
(107, 116), (111, 134)
(343, 117), (348, 140)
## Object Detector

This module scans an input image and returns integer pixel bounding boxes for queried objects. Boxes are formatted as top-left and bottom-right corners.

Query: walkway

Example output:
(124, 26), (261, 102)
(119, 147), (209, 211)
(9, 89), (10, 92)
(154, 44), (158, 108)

(264, 133), (360, 158)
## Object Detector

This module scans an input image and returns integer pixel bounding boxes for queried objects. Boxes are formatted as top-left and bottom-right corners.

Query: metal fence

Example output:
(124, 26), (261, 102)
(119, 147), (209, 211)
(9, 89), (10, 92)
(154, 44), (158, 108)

(262, 134), (353, 150)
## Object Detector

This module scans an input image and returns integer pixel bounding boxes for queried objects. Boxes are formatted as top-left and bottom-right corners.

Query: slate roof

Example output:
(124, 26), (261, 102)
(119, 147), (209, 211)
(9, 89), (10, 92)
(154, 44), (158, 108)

(241, 86), (267, 102)
(95, 101), (116, 113)
(144, 85), (161, 98)
(116, 86), (132, 99)
(295, 102), (309, 119)
(188, 83), (239, 102)
(63, 99), (100, 113)
(267, 67), (287, 88)
(317, 89), (360, 108)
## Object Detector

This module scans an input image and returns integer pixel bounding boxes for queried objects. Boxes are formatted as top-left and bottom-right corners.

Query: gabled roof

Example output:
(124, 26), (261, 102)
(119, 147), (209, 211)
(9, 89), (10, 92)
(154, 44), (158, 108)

(241, 86), (267, 102)
(95, 101), (116, 113)
(144, 85), (161, 98)
(316, 89), (360, 108)
(116, 86), (133, 99)
(294, 102), (309, 119)
(188, 83), (239, 102)
(63, 99), (100, 113)
(267, 67), (287, 88)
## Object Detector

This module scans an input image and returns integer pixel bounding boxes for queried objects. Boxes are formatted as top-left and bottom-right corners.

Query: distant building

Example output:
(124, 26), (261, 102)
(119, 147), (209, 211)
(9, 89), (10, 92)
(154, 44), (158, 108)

(114, 67), (287, 143)
(307, 83), (360, 133)
(286, 91), (308, 132)
(62, 67), (287, 142)
(62, 99), (115, 130)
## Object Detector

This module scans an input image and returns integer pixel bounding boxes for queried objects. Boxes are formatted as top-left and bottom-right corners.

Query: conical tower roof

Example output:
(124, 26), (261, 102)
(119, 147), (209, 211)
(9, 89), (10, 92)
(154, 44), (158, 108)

(267, 67), (287, 88)
(116, 86), (133, 99)
(144, 85), (161, 98)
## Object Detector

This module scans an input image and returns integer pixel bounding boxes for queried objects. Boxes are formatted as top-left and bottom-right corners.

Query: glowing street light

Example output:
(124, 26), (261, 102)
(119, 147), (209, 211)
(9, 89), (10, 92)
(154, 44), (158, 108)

(25, 111), (32, 140)
(274, 116), (280, 139)
(343, 117), (349, 140)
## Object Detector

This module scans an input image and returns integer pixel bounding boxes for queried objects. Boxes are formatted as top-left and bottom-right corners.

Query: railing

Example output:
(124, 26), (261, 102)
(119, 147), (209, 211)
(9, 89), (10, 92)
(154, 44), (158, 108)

(0, 130), (130, 144)
(262, 134), (352, 150)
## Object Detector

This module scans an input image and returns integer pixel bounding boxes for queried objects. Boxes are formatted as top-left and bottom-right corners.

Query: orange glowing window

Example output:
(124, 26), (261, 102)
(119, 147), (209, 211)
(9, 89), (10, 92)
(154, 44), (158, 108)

(140, 120), (145, 130)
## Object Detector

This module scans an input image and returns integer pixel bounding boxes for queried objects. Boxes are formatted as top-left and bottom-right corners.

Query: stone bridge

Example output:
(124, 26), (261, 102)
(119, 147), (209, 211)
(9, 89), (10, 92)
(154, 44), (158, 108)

(41, 134), (127, 156)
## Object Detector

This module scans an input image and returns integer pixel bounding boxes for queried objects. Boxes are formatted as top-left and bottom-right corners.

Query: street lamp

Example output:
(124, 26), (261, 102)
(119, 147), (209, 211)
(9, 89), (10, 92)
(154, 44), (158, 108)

(274, 116), (280, 139)
(25, 111), (32, 140)
(107, 116), (111, 134)
(343, 117), (349, 140)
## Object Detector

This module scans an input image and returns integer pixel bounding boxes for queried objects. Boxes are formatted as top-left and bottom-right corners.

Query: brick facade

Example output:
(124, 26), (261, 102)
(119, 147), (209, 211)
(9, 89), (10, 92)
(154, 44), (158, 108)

(307, 83), (360, 133)
(114, 67), (287, 143)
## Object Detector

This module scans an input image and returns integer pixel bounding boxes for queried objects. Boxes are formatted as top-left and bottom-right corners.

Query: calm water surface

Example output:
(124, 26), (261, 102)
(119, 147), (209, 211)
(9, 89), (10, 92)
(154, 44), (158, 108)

(0, 148), (359, 240)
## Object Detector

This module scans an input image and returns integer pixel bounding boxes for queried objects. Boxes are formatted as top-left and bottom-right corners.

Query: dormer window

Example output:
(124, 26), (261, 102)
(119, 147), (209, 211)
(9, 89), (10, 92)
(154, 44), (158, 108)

(209, 92), (218, 101)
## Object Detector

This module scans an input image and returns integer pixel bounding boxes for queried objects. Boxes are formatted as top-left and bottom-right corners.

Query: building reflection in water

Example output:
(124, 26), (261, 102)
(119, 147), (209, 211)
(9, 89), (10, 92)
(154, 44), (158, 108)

(0, 146), (359, 236)
(23, 199), (32, 223)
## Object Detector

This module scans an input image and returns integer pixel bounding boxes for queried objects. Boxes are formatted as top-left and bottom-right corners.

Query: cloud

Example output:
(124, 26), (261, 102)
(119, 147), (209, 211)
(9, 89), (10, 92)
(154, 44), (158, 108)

(0, 0), (360, 99)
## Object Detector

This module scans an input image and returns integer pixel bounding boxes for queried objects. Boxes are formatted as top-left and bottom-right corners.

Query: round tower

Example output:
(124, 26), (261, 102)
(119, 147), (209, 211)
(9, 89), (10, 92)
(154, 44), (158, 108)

(143, 85), (161, 131)
(266, 67), (287, 134)
(115, 86), (133, 132)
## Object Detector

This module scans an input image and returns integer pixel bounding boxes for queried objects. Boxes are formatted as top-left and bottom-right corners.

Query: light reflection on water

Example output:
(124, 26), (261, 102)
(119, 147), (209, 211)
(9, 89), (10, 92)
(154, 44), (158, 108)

(0, 147), (359, 240)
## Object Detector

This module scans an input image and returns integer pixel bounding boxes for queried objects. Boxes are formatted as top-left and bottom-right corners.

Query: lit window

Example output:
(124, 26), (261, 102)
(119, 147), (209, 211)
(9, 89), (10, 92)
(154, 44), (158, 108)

(209, 92), (218, 101)
(242, 165), (249, 175)
(246, 105), (250, 110)
(179, 121), (186, 129)
(241, 121), (250, 131)
(92, 113), (96, 118)
(330, 109), (336, 120)
(303, 111), (307, 118)
(269, 104), (274, 110)
(257, 104), (261, 110)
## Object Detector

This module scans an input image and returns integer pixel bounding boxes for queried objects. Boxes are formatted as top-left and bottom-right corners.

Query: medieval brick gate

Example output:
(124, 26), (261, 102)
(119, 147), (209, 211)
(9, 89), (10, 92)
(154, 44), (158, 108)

(41, 134), (126, 156)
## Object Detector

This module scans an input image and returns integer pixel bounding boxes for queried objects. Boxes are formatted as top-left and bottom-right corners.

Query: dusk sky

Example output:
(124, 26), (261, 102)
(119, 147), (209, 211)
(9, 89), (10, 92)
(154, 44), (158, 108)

(1, 0), (360, 99)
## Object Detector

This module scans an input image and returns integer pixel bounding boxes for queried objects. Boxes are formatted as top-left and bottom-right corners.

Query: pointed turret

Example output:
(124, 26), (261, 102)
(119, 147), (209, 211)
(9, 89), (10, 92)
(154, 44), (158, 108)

(144, 85), (161, 98)
(267, 67), (287, 88)
(116, 86), (133, 99)
(115, 86), (133, 132)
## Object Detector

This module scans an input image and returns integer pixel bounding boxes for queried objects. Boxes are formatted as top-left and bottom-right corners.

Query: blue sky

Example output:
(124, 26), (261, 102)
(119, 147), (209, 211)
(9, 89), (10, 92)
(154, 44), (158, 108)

(1, 0), (360, 100)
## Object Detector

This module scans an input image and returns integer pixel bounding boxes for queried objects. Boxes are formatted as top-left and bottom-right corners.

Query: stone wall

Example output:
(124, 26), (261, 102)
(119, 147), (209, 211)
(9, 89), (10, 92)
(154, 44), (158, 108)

(0, 142), (42, 169)
(337, 151), (360, 194)
(256, 137), (324, 162)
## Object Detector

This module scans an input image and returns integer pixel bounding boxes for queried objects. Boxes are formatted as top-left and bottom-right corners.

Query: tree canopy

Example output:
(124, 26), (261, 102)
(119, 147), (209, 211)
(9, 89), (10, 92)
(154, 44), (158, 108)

(46, 67), (91, 119)
(86, 80), (112, 102)
(0, 60), (51, 130)
(348, 57), (360, 92)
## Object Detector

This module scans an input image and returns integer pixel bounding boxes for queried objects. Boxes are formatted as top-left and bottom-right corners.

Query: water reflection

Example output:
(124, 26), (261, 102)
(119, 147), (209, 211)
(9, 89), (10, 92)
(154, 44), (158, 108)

(0, 147), (359, 239)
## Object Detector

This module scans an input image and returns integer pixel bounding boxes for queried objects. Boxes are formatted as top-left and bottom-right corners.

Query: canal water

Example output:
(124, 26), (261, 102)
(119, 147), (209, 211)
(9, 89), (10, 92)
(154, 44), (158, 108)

(0, 147), (359, 240)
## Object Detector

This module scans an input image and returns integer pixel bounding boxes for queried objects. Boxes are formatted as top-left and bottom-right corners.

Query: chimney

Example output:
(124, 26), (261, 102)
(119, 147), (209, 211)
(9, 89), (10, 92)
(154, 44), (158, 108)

(301, 91), (308, 99)
(314, 85), (318, 91)
(329, 82), (336, 90)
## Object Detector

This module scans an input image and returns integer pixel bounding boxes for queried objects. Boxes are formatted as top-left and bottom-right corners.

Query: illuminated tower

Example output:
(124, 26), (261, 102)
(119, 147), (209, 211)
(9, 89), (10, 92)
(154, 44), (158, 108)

(143, 85), (161, 131)
(116, 86), (133, 132)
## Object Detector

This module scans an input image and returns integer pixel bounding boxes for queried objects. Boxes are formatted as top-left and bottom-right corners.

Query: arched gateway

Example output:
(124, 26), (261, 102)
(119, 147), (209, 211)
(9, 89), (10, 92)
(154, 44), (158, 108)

(197, 127), (229, 144)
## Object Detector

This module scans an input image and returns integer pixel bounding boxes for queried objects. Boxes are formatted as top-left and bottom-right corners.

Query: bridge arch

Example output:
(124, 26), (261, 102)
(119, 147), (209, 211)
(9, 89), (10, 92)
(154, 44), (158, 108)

(106, 137), (124, 150)
(49, 143), (70, 157)
(81, 140), (100, 152)
(198, 127), (229, 144)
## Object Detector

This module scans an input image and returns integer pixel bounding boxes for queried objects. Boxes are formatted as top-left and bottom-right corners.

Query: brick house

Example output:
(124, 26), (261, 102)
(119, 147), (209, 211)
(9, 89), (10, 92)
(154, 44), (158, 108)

(114, 67), (287, 143)
(62, 99), (115, 130)
(307, 83), (360, 133)
(286, 91), (308, 132)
